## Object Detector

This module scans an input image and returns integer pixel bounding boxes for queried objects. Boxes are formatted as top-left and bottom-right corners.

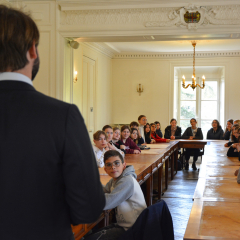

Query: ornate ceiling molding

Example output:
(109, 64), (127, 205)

(60, 4), (240, 30)
(60, 7), (176, 25)
(113, 51), (240, 59)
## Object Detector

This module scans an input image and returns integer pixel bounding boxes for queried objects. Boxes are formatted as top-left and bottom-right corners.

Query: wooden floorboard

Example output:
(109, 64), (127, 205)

(160, 164), (200, 240)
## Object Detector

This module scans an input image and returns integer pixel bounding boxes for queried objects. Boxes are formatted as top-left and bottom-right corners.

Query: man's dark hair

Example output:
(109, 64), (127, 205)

(102, 125), (112, 131)
(138, 115), (146, 121)
(130, 121), (139, 127)
(104, 150), (124, 163)
(0, 5), (40, 72)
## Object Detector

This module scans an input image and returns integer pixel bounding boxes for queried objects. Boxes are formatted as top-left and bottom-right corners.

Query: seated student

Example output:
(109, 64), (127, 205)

(138, 115), (147, 142)
(181, 118), (203, 171)
(130, 128), (145, 146)
(164, 118), (182, 140)
(92, 130), (109, 168)
(144, 123), (156, 144)
(154, 121), (163, 138)
(103, 125), (125, 157)
(130, 121), (144, 140)
(150, 123), (170, 143)
(223, 119), (233, 140)
(206, 119), (224, 140)
(85, 150), (147, 240)
(121, 125), (141, 154)
(227, 126), (240, 157)
(112, 127), (126, 154)
(224, 124), (239, 147)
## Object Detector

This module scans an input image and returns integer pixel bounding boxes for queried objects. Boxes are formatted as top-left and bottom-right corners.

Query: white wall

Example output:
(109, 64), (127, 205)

(112, 57), (240, 131)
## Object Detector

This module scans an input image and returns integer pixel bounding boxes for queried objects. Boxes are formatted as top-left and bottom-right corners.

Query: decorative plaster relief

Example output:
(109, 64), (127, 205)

(113, 51), (240, 59)
(60, 4), (240, 31)
(146, 5), (240, 30)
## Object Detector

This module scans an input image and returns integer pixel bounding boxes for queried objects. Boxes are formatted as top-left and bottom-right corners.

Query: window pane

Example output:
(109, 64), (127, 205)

(201, 101), (217, 119)
(181, 81), (196, 100)
(201, 120), (212, 139)
(201, 81), (218, 100)
(180, 101), (196, 119)
(180, 120), (191, 134)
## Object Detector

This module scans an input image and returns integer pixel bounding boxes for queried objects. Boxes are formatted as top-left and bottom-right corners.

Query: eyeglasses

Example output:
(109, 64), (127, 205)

(105, 160), (121, 169)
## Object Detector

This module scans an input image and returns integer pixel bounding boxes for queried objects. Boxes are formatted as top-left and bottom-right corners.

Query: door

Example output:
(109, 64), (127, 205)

(82, 56), (96, 141)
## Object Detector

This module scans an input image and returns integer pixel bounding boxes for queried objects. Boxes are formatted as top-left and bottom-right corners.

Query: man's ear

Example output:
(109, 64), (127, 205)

(123, 162), (126, 169)
(93, 139), (96, 145)
(28, 41), (38, 60)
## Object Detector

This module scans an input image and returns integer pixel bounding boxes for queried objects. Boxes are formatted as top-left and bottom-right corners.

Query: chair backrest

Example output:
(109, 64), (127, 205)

(119, 200), (174, 240)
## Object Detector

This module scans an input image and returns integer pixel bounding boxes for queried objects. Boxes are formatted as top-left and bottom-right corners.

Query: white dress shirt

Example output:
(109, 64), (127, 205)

(0, 72), (33, 86)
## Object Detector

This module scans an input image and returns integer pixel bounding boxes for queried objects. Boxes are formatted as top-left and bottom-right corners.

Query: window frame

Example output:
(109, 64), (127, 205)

(177, 77), (220, 136)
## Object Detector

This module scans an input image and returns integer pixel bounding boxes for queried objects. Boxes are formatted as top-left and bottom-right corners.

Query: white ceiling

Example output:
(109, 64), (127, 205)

(104, 39), (240, 53)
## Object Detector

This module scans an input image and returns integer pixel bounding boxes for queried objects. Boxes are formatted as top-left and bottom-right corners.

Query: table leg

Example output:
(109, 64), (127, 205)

(171, 154), (174, 180)
(146, 174), (153, 206)
(158, 165), (163, 200)
(104, 210), (110, 226)
(174, 149), (178, 174)
(165, 157), (169, 190)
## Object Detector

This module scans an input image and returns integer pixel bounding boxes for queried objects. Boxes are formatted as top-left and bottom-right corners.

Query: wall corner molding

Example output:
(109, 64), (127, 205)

(81, 42), (116, 58)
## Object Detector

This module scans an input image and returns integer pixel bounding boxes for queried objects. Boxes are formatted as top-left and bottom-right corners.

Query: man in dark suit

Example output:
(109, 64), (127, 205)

(0, 5), (105, 240)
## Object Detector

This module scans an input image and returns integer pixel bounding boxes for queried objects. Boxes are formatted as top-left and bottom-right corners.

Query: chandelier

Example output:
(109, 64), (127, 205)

(182, 41), (205, 90)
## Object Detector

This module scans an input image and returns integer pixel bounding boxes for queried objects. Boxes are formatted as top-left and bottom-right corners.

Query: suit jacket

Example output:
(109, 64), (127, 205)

(0, 81), (105, 240)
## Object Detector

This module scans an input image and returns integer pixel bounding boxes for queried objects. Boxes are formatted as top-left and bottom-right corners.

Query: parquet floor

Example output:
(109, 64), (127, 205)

(160, 162), (200, 240)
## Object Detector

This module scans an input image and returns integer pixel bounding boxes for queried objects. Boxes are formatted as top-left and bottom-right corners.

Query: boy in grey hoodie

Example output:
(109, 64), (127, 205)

(84, 150), (146, 240)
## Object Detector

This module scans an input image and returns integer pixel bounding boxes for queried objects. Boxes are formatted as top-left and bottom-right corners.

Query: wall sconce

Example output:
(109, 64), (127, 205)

(137, 84), (144, 96)
(74, 71), (78, 83)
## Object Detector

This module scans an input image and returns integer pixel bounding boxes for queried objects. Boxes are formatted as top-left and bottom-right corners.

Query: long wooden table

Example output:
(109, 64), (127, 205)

(184, 141), (240, 240)
(72, 140), (207, 240)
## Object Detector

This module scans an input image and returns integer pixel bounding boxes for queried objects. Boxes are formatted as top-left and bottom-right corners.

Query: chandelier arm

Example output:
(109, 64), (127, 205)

(196, 83), (205, 89)
(182, 83), (192, 89)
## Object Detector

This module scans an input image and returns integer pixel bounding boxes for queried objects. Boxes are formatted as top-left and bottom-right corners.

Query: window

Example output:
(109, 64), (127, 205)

(174, 67), (225, 139)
